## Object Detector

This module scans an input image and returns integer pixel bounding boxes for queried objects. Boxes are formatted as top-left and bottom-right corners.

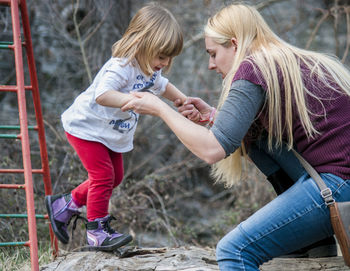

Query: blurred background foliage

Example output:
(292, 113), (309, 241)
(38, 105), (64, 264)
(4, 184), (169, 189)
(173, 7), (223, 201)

(0, 0), (350, 266)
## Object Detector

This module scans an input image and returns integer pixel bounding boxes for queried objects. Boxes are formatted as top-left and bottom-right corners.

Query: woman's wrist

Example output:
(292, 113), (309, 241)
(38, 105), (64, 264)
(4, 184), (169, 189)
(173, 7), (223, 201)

(208, 107), (216, 126)
(199, 107), (216, 127)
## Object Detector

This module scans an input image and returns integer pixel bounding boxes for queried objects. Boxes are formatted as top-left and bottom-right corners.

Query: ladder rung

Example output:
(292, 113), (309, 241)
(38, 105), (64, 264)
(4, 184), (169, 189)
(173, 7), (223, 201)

(0, 41), (13, 49)
(0, 85), (33, 92)
(0, 214), (47, 219)
(0, 184), (25, 189)
(0, 133), (19, 139)
(0, 241), (29, 247)
(0, 169), (44, 174)
(0, 126), (37, 138)
(0, 125), (37, 130)
(0, 0), (11, 6)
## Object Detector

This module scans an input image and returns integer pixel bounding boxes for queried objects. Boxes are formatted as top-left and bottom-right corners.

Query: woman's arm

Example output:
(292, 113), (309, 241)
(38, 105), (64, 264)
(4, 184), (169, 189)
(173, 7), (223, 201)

(122, 92), (226, 164)
(122, 79), (264, 163)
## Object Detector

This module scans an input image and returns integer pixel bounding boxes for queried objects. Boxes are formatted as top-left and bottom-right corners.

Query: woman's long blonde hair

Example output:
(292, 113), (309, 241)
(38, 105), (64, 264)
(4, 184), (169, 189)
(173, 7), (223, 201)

(207, 4), (350, 187)
(112, 3), (183, 76)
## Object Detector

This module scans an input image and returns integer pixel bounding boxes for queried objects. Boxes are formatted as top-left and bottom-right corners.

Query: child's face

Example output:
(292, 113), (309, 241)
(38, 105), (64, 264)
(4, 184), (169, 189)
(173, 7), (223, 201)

(150, 54), (171, 72)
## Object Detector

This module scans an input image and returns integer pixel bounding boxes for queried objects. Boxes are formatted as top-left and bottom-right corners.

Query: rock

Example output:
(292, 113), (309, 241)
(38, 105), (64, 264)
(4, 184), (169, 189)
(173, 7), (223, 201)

(40, 246), (350, 271)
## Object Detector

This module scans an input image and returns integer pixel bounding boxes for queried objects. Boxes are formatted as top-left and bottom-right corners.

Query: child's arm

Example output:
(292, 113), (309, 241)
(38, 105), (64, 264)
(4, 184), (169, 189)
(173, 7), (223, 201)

(95, 90), (132, 108)
(162, 82), (187, 104)
(162, 82), (200, 122)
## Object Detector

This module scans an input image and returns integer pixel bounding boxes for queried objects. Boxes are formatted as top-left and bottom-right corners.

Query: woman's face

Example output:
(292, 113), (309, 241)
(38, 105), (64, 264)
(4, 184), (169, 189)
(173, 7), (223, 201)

(205, 36), (236, 79)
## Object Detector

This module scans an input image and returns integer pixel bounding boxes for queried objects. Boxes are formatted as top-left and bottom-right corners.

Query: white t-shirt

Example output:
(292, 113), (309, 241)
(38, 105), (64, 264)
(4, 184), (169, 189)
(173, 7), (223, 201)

(61, 57), (168, 153)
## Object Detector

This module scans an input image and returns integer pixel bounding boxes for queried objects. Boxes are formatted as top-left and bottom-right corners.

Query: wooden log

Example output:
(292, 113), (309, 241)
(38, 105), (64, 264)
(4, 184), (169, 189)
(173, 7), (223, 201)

(260, 256), (350, 270)
(40, 246), (350, 271)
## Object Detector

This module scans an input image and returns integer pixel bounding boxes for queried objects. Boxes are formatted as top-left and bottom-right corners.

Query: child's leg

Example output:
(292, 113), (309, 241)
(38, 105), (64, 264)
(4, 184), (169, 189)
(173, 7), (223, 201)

(68, 150), (123, 206)
(109, 150), (124, 188)
(65, 133), (132, 250)
(66, 132), (116, 221)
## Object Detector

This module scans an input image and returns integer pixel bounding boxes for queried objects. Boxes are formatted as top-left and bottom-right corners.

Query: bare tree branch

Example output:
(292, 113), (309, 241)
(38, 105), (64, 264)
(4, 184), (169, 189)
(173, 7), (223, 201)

(255, 0), (288, 10)
(72, 0), (92, 83)
(342, 6), (350, 63)
(83, 2), (113, 44)
(305, 8), (329, 49)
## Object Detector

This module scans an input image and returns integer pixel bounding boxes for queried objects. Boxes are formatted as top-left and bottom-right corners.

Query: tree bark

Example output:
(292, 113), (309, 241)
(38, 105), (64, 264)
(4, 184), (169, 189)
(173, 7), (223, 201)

(40, 246), (350, 271)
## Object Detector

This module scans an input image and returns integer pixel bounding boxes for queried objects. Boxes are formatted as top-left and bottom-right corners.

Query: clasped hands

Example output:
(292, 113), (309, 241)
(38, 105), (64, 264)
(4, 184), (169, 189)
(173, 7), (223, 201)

(121, 92), (214, 125)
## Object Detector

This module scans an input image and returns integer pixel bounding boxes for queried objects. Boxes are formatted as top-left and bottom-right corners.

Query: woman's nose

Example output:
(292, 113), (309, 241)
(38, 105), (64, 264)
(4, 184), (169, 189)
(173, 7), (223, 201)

(208, 60), (216, 70)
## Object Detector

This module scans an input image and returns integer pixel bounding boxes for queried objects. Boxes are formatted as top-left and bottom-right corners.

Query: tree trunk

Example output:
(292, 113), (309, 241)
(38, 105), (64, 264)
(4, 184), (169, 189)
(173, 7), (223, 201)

(40, 246), (350, 271)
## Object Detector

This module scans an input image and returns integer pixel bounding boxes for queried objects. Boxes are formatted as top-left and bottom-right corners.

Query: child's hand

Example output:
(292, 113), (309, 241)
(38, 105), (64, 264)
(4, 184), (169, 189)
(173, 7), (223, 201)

(174, 98), (200, 122)
(176, 97), (215, 125)
(187, 107), (201, 122)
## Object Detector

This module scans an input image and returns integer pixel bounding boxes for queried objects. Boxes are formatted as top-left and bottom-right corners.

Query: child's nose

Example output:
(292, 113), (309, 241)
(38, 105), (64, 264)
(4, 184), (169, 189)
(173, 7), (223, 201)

(163, 57), (170, 66)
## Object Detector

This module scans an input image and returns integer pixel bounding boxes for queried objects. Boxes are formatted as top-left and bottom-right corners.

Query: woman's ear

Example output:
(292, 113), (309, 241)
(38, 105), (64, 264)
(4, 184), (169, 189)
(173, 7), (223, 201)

(231, 38), (238, 51)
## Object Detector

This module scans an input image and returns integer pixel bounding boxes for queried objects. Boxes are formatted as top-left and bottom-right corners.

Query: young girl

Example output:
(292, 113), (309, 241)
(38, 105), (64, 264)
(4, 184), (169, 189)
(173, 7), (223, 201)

(45, 3), (192, 251)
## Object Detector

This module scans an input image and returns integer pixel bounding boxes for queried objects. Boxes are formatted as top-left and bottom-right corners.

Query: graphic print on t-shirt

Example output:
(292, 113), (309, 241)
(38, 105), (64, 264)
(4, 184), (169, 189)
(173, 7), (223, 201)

(132, 73), (157, 92)
(109, 110), (138, 134)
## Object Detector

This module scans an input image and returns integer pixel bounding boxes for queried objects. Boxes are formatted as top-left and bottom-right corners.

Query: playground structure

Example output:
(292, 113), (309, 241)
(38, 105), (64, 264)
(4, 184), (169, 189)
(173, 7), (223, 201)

(0, 0), (58, 270)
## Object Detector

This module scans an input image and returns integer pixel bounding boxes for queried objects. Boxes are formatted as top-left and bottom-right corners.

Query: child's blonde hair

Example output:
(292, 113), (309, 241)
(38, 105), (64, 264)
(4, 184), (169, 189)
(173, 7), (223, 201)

(112, 3), (183, 76)
(206, 4), (350, 187)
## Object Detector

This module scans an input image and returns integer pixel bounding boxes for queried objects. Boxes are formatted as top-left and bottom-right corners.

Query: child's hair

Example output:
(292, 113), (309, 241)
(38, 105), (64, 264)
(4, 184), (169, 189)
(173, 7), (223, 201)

(112, 3), (183, 76)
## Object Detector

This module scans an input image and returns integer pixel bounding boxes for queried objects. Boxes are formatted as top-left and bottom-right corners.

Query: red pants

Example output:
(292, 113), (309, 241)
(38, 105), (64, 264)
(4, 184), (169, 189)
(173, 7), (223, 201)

(66, 132), (124, 221)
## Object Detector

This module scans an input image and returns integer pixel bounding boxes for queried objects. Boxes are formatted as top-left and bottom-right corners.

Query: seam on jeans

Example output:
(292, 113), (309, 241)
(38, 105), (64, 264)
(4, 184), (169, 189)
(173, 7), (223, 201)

(335, 180), (350, 198)
(322, 174), (350, 200)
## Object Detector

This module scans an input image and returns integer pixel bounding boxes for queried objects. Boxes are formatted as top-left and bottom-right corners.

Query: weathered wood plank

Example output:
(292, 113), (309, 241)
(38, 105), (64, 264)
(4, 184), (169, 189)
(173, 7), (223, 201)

(261, 256), (350, 271)
(40, 246), (350, 271)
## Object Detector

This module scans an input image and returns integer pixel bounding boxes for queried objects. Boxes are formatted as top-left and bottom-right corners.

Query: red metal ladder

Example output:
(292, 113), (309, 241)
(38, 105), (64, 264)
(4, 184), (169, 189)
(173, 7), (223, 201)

(0, 0), (58, 270)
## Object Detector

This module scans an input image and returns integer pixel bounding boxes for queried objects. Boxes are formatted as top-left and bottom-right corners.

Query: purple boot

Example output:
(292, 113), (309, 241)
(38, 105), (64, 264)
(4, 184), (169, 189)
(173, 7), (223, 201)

(45, 193), (81, 244)
(86, 215), (132, 251)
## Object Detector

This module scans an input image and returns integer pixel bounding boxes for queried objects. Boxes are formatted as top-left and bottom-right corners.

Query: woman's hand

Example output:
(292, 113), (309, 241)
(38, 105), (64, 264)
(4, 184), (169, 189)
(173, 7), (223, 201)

(121, 91), (167, 116)
(174, 98), (201, 122)
(175, 97), (213, 124)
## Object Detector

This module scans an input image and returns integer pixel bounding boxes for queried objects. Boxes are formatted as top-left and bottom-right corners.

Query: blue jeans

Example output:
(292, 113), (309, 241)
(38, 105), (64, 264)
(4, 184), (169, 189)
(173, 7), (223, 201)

(216, 138), (350, 270)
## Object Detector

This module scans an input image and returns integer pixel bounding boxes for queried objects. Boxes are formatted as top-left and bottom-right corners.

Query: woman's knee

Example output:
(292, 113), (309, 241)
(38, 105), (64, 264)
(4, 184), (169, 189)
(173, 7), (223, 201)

(216, 228), (243, 262)
(216, 226), (262, 270)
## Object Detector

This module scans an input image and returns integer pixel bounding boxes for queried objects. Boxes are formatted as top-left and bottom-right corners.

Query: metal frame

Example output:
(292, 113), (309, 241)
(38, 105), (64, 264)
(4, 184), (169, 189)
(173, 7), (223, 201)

(0, 0), (58, 270)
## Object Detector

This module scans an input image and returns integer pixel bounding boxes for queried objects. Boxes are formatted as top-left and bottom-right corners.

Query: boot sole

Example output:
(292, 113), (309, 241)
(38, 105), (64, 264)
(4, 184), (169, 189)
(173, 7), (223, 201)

(83, 234), (133, 252)
(45, 195), (69, 244)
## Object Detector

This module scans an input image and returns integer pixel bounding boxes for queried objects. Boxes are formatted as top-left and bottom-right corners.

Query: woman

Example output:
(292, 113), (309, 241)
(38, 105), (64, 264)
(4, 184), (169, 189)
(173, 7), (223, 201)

(122, 3), (350, 270)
